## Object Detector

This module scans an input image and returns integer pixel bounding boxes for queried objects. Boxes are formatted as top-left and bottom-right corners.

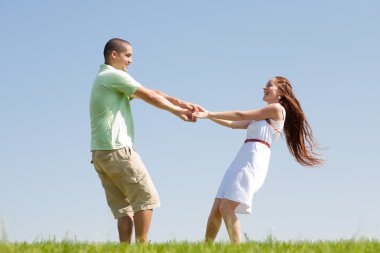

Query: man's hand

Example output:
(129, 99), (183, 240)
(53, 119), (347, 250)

(173, 108), (194, 122)
(194, 104), (207, 112)
(178, 101), (194, 111)
(179, 101), (204, 122)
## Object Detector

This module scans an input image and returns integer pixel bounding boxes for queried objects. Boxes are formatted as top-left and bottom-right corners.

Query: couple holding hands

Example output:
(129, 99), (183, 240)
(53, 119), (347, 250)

(89, 38), (323, 244)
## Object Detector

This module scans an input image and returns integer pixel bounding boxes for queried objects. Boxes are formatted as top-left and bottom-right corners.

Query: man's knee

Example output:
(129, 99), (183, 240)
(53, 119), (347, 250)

(118, 215), (133, 226)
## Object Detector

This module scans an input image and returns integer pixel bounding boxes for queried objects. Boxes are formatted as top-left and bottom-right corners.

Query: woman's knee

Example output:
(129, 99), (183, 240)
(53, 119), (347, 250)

(219, 203), (232, 216)
(219, 199), (239, 216)
(209, 199), (221, 214)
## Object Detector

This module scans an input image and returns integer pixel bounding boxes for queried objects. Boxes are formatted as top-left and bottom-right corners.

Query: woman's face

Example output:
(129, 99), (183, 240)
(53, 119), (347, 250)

(263, 78), (282, 104)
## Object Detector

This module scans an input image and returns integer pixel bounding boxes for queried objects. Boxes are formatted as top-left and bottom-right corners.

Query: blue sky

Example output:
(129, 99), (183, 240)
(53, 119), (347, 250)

(1, 0), (379, 242)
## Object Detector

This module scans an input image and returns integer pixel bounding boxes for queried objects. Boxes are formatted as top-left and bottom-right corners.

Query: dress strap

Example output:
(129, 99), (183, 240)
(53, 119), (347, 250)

(281, 106), (286, 121)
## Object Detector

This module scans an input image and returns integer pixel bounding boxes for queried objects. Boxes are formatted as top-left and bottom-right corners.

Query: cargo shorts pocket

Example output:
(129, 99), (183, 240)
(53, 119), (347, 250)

(118, 147), (146, 184)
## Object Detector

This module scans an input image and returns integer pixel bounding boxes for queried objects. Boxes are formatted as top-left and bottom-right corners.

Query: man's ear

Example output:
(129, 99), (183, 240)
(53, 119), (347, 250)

(110, 50), (118, 59)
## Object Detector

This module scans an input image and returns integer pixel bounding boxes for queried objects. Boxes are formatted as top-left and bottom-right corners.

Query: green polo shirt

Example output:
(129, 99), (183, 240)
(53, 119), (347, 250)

(90, 64), (141, 150)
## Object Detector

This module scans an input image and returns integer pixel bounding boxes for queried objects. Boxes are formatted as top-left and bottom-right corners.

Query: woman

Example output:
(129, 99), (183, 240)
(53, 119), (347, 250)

(193, 76), (323, 243)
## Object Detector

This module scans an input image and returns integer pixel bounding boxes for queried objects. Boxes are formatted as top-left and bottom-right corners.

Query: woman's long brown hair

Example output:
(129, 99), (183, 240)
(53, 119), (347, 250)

(274, 76), (323, 167)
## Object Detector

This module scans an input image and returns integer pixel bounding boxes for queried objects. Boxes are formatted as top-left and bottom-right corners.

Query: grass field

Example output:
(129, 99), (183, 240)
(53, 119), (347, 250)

(1, 239), (379, 253)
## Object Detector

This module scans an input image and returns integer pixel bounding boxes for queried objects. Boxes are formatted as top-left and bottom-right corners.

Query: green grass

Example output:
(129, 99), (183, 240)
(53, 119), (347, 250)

(1, 240), (380, 253)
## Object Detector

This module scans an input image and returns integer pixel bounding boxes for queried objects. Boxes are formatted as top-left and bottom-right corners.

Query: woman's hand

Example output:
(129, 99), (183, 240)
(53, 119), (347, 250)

(191, 104), (210, 119)
(193, 111), (209, 119)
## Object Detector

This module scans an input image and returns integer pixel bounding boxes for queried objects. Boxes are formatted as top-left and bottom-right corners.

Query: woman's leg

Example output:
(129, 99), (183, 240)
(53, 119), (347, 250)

(219, 199), (241, 243)
(205, 198), (223, 242)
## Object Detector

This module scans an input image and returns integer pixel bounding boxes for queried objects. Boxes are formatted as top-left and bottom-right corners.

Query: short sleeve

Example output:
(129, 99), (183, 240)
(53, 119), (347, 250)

(107, 71), (142, 97)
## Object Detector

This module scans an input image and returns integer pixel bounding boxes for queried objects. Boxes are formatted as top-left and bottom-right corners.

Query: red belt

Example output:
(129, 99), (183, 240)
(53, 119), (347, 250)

(244, 139), (270, 148)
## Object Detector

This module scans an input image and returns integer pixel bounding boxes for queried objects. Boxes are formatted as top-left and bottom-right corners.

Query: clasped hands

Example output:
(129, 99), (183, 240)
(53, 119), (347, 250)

(176, 101), (209, 122)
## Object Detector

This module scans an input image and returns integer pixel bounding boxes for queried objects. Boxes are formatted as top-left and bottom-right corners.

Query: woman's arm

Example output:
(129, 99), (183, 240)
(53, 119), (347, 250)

(194, 105), (251, 129)
(203, 104), (283, 121)
(209, 119), (251, 129)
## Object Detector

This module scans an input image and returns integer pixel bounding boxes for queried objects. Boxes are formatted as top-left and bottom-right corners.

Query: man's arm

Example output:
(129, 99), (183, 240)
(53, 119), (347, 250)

(132, 86), (193, 121)
(152, 90), (195, 111)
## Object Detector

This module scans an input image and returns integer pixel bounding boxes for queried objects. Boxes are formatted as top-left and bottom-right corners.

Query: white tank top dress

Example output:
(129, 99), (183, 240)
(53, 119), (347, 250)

(215, 106), (286, 214)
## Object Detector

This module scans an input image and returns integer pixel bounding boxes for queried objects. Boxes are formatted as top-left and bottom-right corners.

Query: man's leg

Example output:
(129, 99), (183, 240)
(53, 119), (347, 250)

(110, 147), (159, 244)
(117, 215), (133, 243)
(134, 209), (153, 244)
(205, 198), (223, 242)
(219, 199), (241, 243)
(92, 150), (135, 244)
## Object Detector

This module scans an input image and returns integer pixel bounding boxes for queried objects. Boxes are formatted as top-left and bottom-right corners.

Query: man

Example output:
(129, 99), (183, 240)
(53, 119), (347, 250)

(90, 38), (197, 243)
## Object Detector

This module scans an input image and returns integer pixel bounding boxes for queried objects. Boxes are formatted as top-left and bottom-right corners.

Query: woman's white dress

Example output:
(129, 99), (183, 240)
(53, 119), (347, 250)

(215, 108), (285, 214)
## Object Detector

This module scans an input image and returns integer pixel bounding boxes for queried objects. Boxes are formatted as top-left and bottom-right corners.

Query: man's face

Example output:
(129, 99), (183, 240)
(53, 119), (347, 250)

(112, 44), (133, 71)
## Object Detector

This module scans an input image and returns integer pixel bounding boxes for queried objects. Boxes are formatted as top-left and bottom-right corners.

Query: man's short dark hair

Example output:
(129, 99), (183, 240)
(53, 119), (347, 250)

(103, 38), (131, 63)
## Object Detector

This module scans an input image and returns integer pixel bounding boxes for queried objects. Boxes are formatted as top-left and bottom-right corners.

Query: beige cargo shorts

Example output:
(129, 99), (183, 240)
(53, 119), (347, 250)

(91, 147), (160, 219)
